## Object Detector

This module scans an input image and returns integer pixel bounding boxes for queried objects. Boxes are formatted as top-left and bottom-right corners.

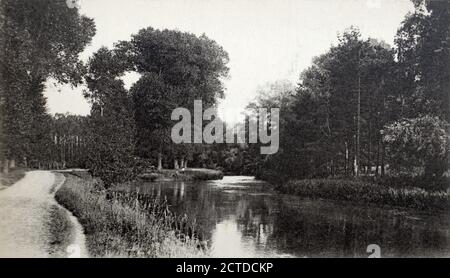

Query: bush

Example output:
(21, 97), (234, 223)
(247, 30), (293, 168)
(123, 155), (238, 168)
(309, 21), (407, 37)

(383, 116), (449, 179)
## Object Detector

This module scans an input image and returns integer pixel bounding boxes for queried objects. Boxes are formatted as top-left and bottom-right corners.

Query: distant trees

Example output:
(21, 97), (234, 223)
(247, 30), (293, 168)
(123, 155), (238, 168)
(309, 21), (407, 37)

(246, 80), (296, 180)
(0, 0), (95, 173)
(50, 113), (89, 169)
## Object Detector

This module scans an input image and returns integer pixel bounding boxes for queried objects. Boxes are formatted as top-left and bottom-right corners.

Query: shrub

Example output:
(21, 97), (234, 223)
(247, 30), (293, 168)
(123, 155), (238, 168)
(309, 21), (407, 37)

(382, 116), (449, 179)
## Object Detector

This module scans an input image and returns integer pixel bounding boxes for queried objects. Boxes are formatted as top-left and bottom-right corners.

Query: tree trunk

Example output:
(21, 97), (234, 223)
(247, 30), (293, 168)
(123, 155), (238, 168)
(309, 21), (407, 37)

(375, 138), (380, 177)
(157, 152), (163, 171)
(381, 143), (385, 177)
(184, 160), (188, 169)
(330, 159), (334, 177)
(345, 142), (349, 176)
(355, 58), (361, 178)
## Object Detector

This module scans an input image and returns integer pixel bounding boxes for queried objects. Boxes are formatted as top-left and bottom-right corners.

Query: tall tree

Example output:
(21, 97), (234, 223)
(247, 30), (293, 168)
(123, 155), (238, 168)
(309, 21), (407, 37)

(395, 0), (450, 121)
(123, 28), (229, 169)
(253, 29), (396, 182)
(290, 29), (395, 178)
(0, 0), (95, 172)
(130, 73), (177, 170)
(85, 47), (137, 186)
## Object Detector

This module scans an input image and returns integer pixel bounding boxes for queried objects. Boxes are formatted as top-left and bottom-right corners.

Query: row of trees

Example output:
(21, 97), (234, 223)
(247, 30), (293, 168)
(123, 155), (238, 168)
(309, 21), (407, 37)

(248, 0), (449, 184)
(0, 0), (95, 173)
(50, 113), (89, 169)
(0, 1), (230, 185)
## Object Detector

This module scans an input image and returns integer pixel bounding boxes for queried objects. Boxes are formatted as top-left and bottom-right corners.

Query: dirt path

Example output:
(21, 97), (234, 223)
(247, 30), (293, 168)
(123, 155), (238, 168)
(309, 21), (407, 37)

(0, 171), (88, 258)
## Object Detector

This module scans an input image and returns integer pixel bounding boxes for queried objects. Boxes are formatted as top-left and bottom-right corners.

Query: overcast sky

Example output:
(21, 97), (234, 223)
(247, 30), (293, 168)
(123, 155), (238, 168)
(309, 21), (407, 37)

(44, 0), (414, 122)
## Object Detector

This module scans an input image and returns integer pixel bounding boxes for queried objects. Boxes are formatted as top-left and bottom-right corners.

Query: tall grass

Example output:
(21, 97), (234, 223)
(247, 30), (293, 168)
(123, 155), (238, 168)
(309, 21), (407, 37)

(279, 179), (450, 211)
(55, 174), (207, 258)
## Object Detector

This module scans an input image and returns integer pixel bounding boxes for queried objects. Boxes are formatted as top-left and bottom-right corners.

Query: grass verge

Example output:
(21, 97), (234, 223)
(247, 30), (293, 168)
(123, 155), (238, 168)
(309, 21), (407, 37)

(278, 179), (450, 211)
(55, 174), (207, 257)
(47, 205), (73, 258)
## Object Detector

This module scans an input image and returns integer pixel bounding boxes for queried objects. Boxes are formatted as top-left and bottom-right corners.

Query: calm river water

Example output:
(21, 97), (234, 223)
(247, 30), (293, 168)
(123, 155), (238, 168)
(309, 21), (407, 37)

(126, 176), (450, 258)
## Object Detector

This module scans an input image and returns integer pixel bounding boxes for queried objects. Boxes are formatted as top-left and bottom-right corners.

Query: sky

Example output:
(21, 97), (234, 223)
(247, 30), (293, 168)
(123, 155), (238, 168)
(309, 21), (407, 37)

(44, 0), (414, 122)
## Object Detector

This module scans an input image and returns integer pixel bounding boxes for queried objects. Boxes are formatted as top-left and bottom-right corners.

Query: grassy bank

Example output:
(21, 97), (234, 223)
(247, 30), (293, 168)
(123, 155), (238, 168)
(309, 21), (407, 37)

(0, 168), (27, 188)
(278, 179), (450, 211)
(140, 168), (223, 182)
(55, 174), (207, 257)
(48, 205), (73, 257)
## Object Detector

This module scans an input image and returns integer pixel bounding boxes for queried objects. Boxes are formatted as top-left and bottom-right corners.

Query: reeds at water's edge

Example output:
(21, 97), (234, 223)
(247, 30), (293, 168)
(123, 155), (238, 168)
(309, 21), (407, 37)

(279, 179), (450, 211)
(55, 174), (207, 258)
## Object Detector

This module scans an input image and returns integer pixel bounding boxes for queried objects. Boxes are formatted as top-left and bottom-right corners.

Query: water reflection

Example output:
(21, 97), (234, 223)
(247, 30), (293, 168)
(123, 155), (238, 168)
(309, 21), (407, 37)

(124, 176), (450, 258)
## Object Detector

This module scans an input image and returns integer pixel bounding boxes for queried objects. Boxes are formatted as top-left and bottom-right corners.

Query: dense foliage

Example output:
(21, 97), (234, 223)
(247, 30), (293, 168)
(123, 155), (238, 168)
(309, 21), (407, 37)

(248, 1), (449, 185)
(127, 28), (229, 170)
(0, 0), (95, 173)
(84, 48), (138, 187)
(382, 116), (449, 179)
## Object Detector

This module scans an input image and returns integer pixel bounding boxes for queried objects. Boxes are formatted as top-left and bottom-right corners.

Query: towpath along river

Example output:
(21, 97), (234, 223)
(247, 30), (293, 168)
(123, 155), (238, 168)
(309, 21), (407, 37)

(0, 171), (87, 258)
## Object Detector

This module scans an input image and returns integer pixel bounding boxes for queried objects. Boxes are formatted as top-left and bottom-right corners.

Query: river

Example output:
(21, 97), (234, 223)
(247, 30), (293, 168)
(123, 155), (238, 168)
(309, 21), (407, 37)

(124, 176), (450, 258)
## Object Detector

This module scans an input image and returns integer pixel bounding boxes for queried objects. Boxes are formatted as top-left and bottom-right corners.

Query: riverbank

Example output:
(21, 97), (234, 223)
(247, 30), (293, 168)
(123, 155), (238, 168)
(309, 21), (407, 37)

(55, 173), (206, 257)
(277, 179), (450, 211)
(139, 168), (223, 182)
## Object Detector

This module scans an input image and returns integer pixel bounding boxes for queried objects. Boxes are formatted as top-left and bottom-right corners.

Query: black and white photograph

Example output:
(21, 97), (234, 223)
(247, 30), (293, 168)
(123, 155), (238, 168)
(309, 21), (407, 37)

(0, 0), (449, 263)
